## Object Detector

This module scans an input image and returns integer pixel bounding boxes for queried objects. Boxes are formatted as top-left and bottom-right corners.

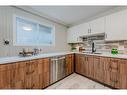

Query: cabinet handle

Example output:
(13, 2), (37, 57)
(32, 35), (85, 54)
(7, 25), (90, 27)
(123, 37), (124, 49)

(26, 70), (35, 75)
(86, 57), (88, 62)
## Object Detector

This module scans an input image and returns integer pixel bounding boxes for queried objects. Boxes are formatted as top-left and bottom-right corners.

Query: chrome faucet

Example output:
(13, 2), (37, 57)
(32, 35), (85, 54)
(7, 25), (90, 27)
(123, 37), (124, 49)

(33, 48), (39, 55)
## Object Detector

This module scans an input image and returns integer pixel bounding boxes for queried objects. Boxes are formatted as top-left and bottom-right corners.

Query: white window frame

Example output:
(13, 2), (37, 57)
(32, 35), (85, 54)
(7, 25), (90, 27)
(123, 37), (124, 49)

(13, 15), (55, 46)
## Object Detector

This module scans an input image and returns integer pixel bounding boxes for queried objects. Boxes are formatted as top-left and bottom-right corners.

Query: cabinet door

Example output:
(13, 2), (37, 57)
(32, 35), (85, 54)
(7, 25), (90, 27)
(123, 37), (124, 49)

(24, 61), (33, 89)
(101, 57), (110, 85)
(105, 9), (127, 41)
(81, 55), (88, 76)
(0, 63), (15, 89)
(79, 55), (85, 75)
(93, 56), (103, 82)
(67, 28), (75, 43)
(88, 56), (94, 78)
(75, 54), (82, 74)
(67, 26), (83, 43)
(43, 58), (50, 88)
(90, 17), (105, 34)
(78, 23), (90, 36)
(65, 54), (74, 76)
(30, 60), (40, 89)
(119, 59), (127, 89)
(104, 71), (119, 88)
(25, 60), (40, 89)
(103, 58), (120, 88)
(11, 67), (25, 89)
(0, 70), (11, 89)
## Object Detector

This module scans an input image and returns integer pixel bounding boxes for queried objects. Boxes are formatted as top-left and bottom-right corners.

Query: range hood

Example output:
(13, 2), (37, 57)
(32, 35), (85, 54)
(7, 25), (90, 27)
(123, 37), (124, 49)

(80, 33), (105, 41)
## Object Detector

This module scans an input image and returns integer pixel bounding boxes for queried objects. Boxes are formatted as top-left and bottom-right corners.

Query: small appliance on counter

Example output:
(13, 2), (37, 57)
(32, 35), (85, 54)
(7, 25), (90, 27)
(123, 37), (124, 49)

(79, 47), (85, 52)
(111, 48), (118, 55)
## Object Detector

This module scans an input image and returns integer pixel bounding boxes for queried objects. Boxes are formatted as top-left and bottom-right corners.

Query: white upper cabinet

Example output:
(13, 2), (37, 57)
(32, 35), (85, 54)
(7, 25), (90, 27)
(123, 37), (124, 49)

(67, 26), (83, 43)
(89, 17), (105, 35)
(67, 9), (127, 43)
(105, 9), (127, 41)
(67, 22), (90, 43)
(76, 23), (90, 36)
(67, 17), (105, 43)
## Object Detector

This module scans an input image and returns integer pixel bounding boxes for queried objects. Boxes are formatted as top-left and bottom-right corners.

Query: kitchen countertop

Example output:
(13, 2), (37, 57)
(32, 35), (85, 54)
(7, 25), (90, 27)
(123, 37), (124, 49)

(75, 52), (127, 59)
(1, 51), (127, 64)
(0, 52), (74, 64)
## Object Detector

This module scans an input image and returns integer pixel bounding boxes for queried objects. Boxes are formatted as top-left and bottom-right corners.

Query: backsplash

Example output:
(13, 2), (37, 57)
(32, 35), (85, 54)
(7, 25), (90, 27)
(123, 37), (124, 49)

(72, 40), (127, 53)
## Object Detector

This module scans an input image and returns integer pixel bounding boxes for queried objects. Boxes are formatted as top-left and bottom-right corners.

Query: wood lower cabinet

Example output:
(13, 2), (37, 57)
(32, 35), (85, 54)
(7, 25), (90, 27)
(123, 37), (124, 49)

(75, 54), (86, 75)
(87, 56), (94, 78)
(95, 57), (127, 89)
(75, 54), (81, 74)
(118, 59), (127, 89)
(11, 67), (26, 89)
(1, 53), (127, 89)
(65, 54), (74, 76)
(103, 58), (120, 88)
(82, 55), (89, 76)
(93, 56), (103, 82)
(0, 70), (12, 89)
(75, 54), (127, 89)
(75, 54), (91, 77)
(0, 58), (50, 89)
(0, 63), (17, 89)
(42, 58), (50, 88)
(25, 58), (50, 89)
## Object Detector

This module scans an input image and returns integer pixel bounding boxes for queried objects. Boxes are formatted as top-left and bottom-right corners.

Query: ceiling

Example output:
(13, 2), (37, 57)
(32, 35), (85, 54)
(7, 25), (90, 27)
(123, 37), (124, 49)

(29, 6), (116, 26)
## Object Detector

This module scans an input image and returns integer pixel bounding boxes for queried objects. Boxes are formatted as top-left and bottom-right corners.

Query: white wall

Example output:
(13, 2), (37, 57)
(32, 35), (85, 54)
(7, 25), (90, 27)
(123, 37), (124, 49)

(0, 6), (70, 57)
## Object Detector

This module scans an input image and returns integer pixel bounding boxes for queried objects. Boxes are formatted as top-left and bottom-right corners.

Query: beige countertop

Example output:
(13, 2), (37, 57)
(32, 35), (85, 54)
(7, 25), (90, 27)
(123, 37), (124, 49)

(1, 51), (127, 64)
(75, 52), (127, 59)
(0, 52), (74, 64)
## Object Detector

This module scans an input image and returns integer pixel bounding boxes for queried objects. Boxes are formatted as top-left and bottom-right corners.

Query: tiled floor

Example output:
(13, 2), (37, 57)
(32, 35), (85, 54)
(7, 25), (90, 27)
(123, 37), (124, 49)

(47, 73), (110, 89)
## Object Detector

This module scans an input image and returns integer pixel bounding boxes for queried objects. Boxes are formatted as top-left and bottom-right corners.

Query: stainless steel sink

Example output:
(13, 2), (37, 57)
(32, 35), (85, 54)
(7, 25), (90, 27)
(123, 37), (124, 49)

(83, 52), (102, 55)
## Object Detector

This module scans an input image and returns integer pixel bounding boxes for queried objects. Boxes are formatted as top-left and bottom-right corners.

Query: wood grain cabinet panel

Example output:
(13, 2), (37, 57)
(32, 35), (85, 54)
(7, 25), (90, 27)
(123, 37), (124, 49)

(0, 63), (17, 89)
(65, 54), (74, 76)
(78, 54), (84, 75)
(0, 57), (50, 89)
(88, 56), (94, 78)
(119, 59), (127, 89)
(75, 54), (127, 89)
(75, 54), (93, 78)
(93, 56), (104, 82)
(0, 70), (12, 89)
(82, 55), (89, 76)
(43, 58), (50, 88)
(11, 67), (26, 89)
(103, 58), (120, 88)
(24, 58), (50, 89)
(75, 54), (81, 74)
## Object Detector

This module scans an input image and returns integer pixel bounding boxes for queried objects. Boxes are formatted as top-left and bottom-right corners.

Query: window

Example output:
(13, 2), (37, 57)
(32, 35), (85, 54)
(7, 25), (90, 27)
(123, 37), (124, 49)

(13, 16), (55, 46)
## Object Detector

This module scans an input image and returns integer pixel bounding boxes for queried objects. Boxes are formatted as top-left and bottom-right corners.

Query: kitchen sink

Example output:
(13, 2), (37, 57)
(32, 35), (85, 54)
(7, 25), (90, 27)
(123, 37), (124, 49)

(93, 52), (102, 54)
(83, 52), (102, 55)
